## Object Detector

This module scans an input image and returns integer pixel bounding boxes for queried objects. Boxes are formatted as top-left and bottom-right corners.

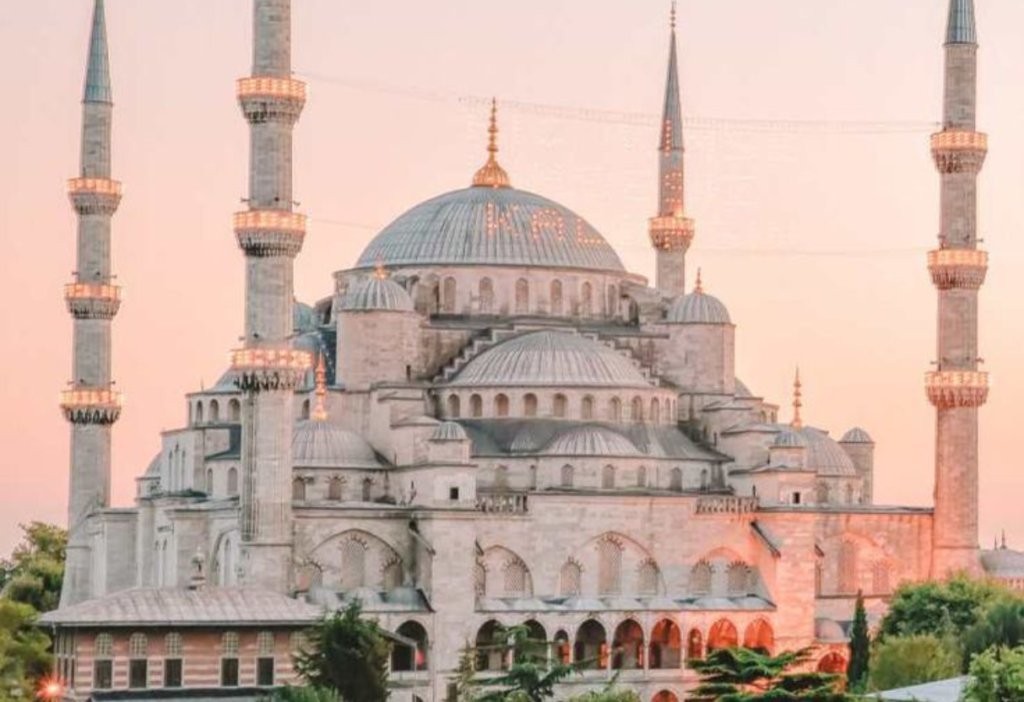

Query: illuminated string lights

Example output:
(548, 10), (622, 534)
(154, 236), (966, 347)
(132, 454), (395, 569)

(930, 130), (988, 151)
(925, 370), (990, 409)
(230, 348), (313, 372)
(60, 388), (123, 407)
(65, 283), (121, 301)
(67, 177), (122, 196)
(233, 210), (307, 233)
(237, 77), (308, 101)
(649, 215), (695, 251)
(928, 249), (988, 290)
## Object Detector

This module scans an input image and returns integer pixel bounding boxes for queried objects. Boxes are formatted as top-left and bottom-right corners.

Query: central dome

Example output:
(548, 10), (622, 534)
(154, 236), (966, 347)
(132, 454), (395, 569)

(356, 186), (625, 274)
(448, 330), (650, 388)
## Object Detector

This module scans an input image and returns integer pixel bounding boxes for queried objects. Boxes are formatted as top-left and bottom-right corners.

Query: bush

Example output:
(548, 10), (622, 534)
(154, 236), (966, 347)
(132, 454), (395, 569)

(963, 646), (1024, 701)
(867, 634), (961, 692)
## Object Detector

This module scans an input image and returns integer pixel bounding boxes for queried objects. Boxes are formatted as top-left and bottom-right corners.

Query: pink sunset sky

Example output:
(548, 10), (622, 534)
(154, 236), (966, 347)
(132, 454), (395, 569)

(1, 0), (1022, 555)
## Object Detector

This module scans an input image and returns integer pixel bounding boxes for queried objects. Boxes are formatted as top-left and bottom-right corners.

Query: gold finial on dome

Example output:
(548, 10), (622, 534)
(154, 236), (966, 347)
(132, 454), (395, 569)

(472, 98), (511, 189)
(312, 352), (328, 421)
(694, 267), (704, 293)
(791, 366), (803, 429)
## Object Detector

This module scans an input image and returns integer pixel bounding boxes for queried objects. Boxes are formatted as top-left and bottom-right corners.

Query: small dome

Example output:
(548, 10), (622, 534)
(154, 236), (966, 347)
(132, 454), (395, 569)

(543, 426), (640, 457)
(431, 421), (468, 443)
(293, 300), (316, 333)
(666, 290), (731, 325)
(292, 421), (380, 468)
(841, 427), (874, 444)
(981, 548), (1024, 578)
(449, 330), (651, 389)
(773, 428), (808, 449)
(799, 427), (858, 477)
(341, 277), (414, 313)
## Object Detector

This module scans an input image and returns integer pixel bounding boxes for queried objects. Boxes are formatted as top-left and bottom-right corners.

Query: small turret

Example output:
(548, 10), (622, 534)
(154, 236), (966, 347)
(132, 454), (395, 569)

(840, 428), (875, 505)
(659, 271), (736, 396)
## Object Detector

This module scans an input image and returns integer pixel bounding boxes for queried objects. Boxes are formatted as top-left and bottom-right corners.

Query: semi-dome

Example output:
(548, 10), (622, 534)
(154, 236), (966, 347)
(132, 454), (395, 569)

(431, 421), (468, 443)
(340, 276), (414, 313)
(448, 330), (651, 389)
(840, 427), (874, 444)
(798, 427), (857, 477)
(666, 289), (731, 325)
(292, 420), (381, 468)
(543, 426), (641, 457)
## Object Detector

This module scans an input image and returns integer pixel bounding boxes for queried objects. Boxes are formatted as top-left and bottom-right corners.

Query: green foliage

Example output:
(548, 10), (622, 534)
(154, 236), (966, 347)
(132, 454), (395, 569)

(689, 647), (848, 702)
(272, 687), (343, 702)
(0, 599), (52, 702)
(450, 641), (480, 702)
(846, 592), (870, 692)
(0, 522), (67, 613)
(293, 601), (391, 702)
(963, 646), (1024, 702)
(473, 625), (579, 702)
(562, 684), (641, 702)
(878, 575), (1006, 641)
(866, 634), (961, 692)
(962, 597), (1024, 666)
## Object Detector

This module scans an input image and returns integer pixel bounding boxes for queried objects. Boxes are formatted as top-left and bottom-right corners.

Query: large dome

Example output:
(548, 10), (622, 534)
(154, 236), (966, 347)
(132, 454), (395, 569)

(355, 186), (625, 274)
(798, 427), (857, 478)
(292, 420), (381, 468)
(448, 330), (651, 389)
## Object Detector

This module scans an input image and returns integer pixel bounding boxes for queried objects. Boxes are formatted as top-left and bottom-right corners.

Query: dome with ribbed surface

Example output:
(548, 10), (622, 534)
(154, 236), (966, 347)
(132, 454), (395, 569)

(773, 428), (808, 448)
(840, 427), (874, 444)
(292, 421), (381, 468)
(431, 421), (468, 443)
(341, 277), (414, 312)
(543, 426), (640, 457)
(798, 427), (857, 477)
(666, 290), (731, 325)
(448, 331), (651, 389)
(355, 187), (625, 273)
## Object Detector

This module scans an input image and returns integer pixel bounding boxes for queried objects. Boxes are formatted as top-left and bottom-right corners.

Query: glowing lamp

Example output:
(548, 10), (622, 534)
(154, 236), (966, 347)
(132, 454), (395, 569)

(38, 678), (64, 700)
(233, 210), (307, 234)
(930, 130), (988, 151)
(67, 177), (122, 196)
(237, 77), (307, 101)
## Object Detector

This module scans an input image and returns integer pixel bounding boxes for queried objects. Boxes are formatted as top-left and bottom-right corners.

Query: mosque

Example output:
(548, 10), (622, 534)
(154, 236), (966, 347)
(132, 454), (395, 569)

(42, 0), (1016, 700)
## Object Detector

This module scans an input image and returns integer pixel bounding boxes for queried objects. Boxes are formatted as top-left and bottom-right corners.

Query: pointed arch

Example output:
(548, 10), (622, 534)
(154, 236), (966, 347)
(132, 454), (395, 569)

(602, 465), (616, 489)
(209, 399), (220, 423)
(726, 561), (752, 596)
(838, 540), (859, 594)
(560, 464), (575, 488)
(550, 279), (564, 316)
(392, 621), (429, 672)
(817, 652), (847, 674)
(442, 277), (457, 313)
(470, 394), (483, 418)
(690, 560), (712, 596)
(553, 394), (568, 418)
(574, 619), (607, 670)
(649, 620), (682, 669)
(559, 559), (582, 597)
(495, 394), (510, 418)
(328, 476), (344, 501)
(580, 281), (593, 316)
(686, 628), (704, 661)
(597, 535), (624, 595)
(581, 395), (595, 420)
(479, 277), (495, 314)
(523, 393), (538, 417)
(447, 394), (461, 419)
(228, 398), (241, 422)
(743, 619), (774, 654)
(515, 278), (530, 314)
(612, 619), (644, 669)
(707, 619), (738, 652)
(670, 467), (683, 492)
(637, 558), (661, 596)
(475, 620), (508, 671)
(339, 536), (368, 591)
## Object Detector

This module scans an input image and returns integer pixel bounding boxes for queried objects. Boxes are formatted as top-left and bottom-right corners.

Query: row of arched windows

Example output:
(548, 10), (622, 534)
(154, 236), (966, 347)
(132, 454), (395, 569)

(191, 398), (241, 427)
(292, 476), (373, 503)
(558, 465), (687, 491)
(438, 276), (621, 318)
(446, 392), (675, 423)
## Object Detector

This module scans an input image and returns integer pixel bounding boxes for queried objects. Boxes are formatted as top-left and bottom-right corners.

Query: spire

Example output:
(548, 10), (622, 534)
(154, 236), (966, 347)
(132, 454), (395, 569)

(84, 0), (112, 104)
(472, 98), (512, 188)
(312, 353), (328, 421)
(660, 3), (683, 154)
(694, 267), (703, 293)
(946, 0), (977, 45)
(791, 367), (803, 429)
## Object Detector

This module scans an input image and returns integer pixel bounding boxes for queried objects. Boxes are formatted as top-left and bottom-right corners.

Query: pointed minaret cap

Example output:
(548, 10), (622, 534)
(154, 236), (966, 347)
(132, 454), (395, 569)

(791, 367), (804, 429)
(312, 352), (328, 421)
(472, 98), (512, 188)
(660, 2), (683, 153)
(946, 0), (977, 45)
(84, 0), (113, 104)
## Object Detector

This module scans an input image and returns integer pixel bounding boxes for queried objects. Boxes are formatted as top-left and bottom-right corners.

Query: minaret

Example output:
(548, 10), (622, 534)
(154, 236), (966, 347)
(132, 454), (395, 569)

(791, 368), (803, 429)
(59, 0), (124, 607)
(231, 0), (311, 592)
(649, 3), (694, 297)
(927, 0), (988, 578)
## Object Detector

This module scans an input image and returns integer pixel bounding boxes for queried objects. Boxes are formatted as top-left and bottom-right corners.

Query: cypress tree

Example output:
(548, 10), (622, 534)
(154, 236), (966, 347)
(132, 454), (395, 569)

(848, 590), (871, 690)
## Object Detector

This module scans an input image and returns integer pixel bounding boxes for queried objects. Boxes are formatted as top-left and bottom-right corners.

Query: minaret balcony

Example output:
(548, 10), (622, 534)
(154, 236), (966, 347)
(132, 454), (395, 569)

(230, 347), (313, 392)
(234, 210), (307, 258)
(60, 387), (123, 425)
(649, 215), (695, 251)
(925, 370), (989, 409)
(928, 249), (988, 290)
(238, 77), (307, 124)
(67, 177), (122, 215)
(65, 283), (122, 319)
(931, 130), (988, 174)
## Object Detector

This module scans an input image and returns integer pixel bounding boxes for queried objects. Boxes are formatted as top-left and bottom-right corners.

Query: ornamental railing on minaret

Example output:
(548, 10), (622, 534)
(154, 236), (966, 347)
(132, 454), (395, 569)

(649, 2), (694, 298)
(929, 0), (987, 578)
(230, 0), (311, 592)
(59, 0), (123, 608)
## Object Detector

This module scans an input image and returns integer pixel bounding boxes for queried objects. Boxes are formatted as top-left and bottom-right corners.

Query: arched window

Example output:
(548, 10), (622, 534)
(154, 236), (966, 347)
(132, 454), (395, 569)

(502, 557), (530, 597)
(650, 398), (661, 424)
(165, 633), (183, 657)
(653, 691), (679, 702)
(257, 631), (275, 656)
(612, 620), (644, 670)
(393, 621), (429, 672)
(574, 619), (608, 670)
(607, 285), (619, 317)
(227, 467), (239, 496)
(838, 541), (859, 594)
(631, 397), (644, 422)
(637, 466), (648, 488)
(553, 394), (568, 418)
(495, 394), (510, 418)
(340, 538), (367, 591)
(529, 465), (538, 489)
(515, 278), (530, 314)
(707, 620), (739, 652)
(522, 621), (548, 663)
(209, 400), (220, 423)
(726, 561), (752, 596)
(815, 561), (824, 596)
(361, 478), (373, 502)
(474, 562), (486, 599)
(164, 632), (183, 688)
(845, 482), (856, 504)
(95, 633), (114, 657)
(205, 469), (214, 495)
(699, 468), (709, 491)
(195, 402), (204, 425)
(221, 632), (240, 687)
(470, 394), (483, 418)
(382, 557), (403, 591)
(447, 394), (461, 418)
(602, 465), (616, 489)
(637, 559), (660, 595)
(523, 393), (538, 417)
(580, 282), (593, 316)
(301, 399), (311, 420)
(581, 396), (595, 420)
(442, 277), (457, 313)
(609, 397), (622, 422)
(292, 477), (306, 501)
(476, 620), (508, 671)
(597, 536), (624, 595)
(649, 620), (682, 669)
(743, 619), (774, 654)
(554, 630), (571, 665)
(559, 560), (582, 596)
(687, 628), (704, 661)
(817, 652), (847, 674)
(328, 477), (344, 501)
(494, 465), (509, 490)
(550, 280), (564, 316)
(129, 633), (148, 657)
(229, 398), (241, 422)
(128, 633), (149, 689)
(94, 633), (114, 690)
(561, 464), (574, 488)
(872, 561), (892, 595)
(479, 278), (495, 314)
(670, 467), (683, 492)
(690, 561), (712, 596)
(256, 632), (276, 686)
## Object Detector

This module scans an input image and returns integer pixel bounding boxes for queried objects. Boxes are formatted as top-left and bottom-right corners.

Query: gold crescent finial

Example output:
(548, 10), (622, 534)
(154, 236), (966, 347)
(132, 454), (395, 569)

(472, 98), (511, 188)
(312, 352), (328, 421)
(791, 366), (803, 429)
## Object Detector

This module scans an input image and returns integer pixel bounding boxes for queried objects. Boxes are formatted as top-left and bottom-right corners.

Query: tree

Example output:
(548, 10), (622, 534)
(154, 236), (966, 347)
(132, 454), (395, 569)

(963, 646), (1024, 702)
(473, 625), (580, 702)
(846, 591), (870, 691)
(689, 647), (848, 702)
(962, 597), (1024, 666)
(273, 687), (342, 702)
(878, 576), (1006, 641)
(293, 601), (391, 702)
(866, 634), (961, 692)
(0, 522), (67, 613)
(563, 685), (641, 702)
(450, 641), (480, 702)
(0, 599), (52, 702)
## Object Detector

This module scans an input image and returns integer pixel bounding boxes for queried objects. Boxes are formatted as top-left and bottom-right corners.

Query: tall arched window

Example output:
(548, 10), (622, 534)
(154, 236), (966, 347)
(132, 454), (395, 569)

(495, 394), (510, 417)
(442, 277), (457, 313)
(650, 398), (661, 424)
(612, 620), (644, 670)
(523, 394), (538, 417)
(205, 469), (214, 495)
(340, 538), (367, 591)
(631, 397), (644, 422)
(550, 280), (563, 315)
(637, 466), (648, 488)
(553, 394), (568, 418)
(515, 278), (530, 314)
(607, 285), (618, 317)
(559, 560), (582, 596)
(393, 621), (430, 672)
(649, 620), (682, 669)
(221, 632), (240, 687)
(475, 621), (509, 671)
(637, 559), (660, 595)
(94, 634), (114, 690)
(209, 400), (220, 423)
(128, 633), (149, 689)
(479, 278), (495, 314)
(670, 467), (683, 492)
(502, 557), (530, 597)
(164, 633), (183, 688)
(743, 619), (774, 654)
(574, 620), (608, 670)
(328, 477), (344, 501)
(227, 467), (239, 496)
(229, 398), (241, 422)
(690, 560), (713, 596)
(609, 397), (622, 422)
(494, 465), (509, 490)
(301, 399), (311, 420)
(470, 394), (483, 418)
(195, 402), (204, 425)
(597, 536), (624, 595)
(292, 477), (306, 501)
(686, 628), (704, 661)
(581, 396), (594, 420)
(580, 282), (593, 316)
(362, 478), (373, 502)
(560, 465), (574, 488)
(726, 561), (752, 596)
(602, 465), (616, 489)
(838, 541), (859, 594)
(447, 394), (461, 418)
